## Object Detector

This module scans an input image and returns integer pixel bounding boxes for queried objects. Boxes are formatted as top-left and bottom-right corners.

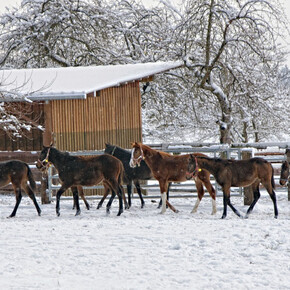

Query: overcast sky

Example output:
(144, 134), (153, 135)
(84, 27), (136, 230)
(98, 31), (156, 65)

(0, 0), (290, 66)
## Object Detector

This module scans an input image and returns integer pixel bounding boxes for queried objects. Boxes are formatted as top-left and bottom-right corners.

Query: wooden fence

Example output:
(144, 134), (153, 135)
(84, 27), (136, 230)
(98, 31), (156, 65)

(0, 142), (289, 204)
(44, 143), (290, 204)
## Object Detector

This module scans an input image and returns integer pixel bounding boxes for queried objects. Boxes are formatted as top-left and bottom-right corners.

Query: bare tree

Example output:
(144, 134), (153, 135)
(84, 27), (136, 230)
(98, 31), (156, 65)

(179, 0), (289, 143)
(0, 0), (289, 143)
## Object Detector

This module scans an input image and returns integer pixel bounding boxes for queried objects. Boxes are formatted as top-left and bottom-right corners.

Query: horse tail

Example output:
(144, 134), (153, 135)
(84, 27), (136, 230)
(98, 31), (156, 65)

(26, 164), (36, 191)
(271, 164), (275, 190)
(118, 162), (125, 186)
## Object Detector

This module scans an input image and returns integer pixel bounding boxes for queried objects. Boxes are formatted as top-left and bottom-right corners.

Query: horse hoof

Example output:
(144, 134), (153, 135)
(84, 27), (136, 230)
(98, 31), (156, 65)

(175, 209), (179, 213)
(57, 212), (60, 217)
(75, 210), (81, 216)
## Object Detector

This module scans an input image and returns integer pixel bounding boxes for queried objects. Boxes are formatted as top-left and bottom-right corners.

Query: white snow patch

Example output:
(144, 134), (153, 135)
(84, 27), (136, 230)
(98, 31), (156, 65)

(0, 190), (289, 289)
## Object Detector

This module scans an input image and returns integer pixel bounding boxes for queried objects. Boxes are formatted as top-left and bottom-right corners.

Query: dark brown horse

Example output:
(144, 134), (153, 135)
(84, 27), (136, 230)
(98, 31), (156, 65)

(40, 164), (90, 211)
(186, 155), (278, 219)
(37, 146), (126, 216)
(0, 160), (41, 218)
(129, 142), (216, 214)
(279, 161), (289, 186)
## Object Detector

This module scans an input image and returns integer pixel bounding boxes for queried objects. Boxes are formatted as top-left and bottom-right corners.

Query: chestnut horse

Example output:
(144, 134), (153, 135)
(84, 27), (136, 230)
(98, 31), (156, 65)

(37, 146), (126, 216)
(279, 161), (289, 186)
(129, 142), (216, 214)
(186, 155), (278, 219)
(0, 160), (41, 218)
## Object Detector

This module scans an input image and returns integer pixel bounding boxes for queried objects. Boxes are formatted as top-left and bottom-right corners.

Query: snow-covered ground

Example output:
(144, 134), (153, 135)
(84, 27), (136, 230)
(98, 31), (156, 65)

(0, 189), (289, 290)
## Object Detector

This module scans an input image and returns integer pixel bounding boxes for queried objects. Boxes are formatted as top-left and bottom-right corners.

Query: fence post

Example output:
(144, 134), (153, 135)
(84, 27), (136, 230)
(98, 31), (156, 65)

(242, 149), (254, 205)
(286, 149), (290, 201)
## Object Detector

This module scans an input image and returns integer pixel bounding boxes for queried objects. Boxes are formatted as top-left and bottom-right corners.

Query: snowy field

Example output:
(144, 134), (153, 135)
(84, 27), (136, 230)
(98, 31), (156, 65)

(0, 190), (290, 290)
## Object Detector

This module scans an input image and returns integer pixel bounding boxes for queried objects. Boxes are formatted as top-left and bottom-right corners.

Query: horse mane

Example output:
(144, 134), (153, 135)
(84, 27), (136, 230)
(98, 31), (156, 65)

(107, 143), (128, 153)
(139, 143), (172, 158)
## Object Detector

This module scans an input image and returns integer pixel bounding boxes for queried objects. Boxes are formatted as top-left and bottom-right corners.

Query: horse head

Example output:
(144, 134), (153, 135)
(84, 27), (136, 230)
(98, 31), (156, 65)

(129, 142), (144, 168)
(36, 145), (53, 172)
(104, 143), (114, 155)
(186, 154), (200, 180)
(280, 160), (289, 186)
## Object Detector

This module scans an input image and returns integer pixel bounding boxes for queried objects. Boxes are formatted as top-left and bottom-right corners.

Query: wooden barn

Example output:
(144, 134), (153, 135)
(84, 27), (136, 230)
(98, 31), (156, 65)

(0, 62), (182, 151)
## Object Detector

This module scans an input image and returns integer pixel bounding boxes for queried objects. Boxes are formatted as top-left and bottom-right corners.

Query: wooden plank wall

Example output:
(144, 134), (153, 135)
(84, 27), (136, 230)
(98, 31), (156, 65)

(51, 82), (142, 151)
(49, 82), (142, 196)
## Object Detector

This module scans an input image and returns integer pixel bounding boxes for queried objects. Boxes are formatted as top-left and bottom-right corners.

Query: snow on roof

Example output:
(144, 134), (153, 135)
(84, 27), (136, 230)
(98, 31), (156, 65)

(0, 61), (183, 101)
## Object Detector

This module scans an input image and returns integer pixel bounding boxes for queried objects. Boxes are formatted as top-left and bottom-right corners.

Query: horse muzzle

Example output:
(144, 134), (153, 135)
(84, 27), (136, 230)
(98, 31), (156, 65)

(280, 179), (288, 186)
(129, 158), (140, 168)
(36, 159), (49, 172)
(186, 171), (195, 180)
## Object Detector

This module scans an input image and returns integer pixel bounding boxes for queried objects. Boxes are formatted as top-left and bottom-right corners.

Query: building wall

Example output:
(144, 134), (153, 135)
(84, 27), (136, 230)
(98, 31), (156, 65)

(50, 82), (142, 151)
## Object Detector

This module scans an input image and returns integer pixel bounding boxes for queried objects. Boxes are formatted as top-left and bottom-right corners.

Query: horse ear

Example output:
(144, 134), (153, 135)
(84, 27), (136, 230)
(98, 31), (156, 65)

(49, 142), (54, 147)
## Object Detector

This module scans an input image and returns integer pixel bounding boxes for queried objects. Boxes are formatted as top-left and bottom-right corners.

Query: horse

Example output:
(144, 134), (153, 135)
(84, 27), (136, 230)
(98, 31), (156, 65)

(39, 164), (90, 211)
(186, 154), (278, 219)
(279, 160), (289, 186)
(100, 143), (171, 209)
(0, 160), (41, 218)
(129, 142), (216, 215)
(36, 146), (127, 216)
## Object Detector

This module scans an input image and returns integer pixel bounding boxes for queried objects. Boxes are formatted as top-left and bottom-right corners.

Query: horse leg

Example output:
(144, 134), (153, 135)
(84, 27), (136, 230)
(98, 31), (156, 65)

(191, 179), (204, 214)
(78, 186), (90, 210)
(126, 183), (132, 209)
(263, 182), (278, 218)
(106, 178), (124, 216)
(227, 198), (243, 218)
(106, 191), (116, 214)
(158, 182), (171, 209)
(118, 184), (126, 215)
(245, 182), (260, 219)
(97, 185), (110, 209)
(121, 185), (129, 210)
(71, 186), (81, 216)
(133, 181), (145, 208)
(8, 186), (22, 218)
(56, 185), (68, 216)
(159, 181), (178, 214)
(269, 191), (278, 219)
(202, 178), (217, 215)
(24, 184), (41, 216)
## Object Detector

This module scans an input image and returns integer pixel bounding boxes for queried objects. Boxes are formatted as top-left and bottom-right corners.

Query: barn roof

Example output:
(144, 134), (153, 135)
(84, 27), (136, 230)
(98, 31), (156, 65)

(0, 61), (183, 101)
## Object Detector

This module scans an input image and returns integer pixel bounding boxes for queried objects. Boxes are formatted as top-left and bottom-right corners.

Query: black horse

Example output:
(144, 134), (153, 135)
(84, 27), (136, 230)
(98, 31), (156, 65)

(0, 160), (41, 218)
(100, 143), (170, 209)
(37, 146), (126, 216)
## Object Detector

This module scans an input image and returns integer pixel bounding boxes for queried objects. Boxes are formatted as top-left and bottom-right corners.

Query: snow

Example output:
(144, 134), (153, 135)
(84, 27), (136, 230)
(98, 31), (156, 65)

(0, 190), (290, 289)
(0, 61), (183, 100)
